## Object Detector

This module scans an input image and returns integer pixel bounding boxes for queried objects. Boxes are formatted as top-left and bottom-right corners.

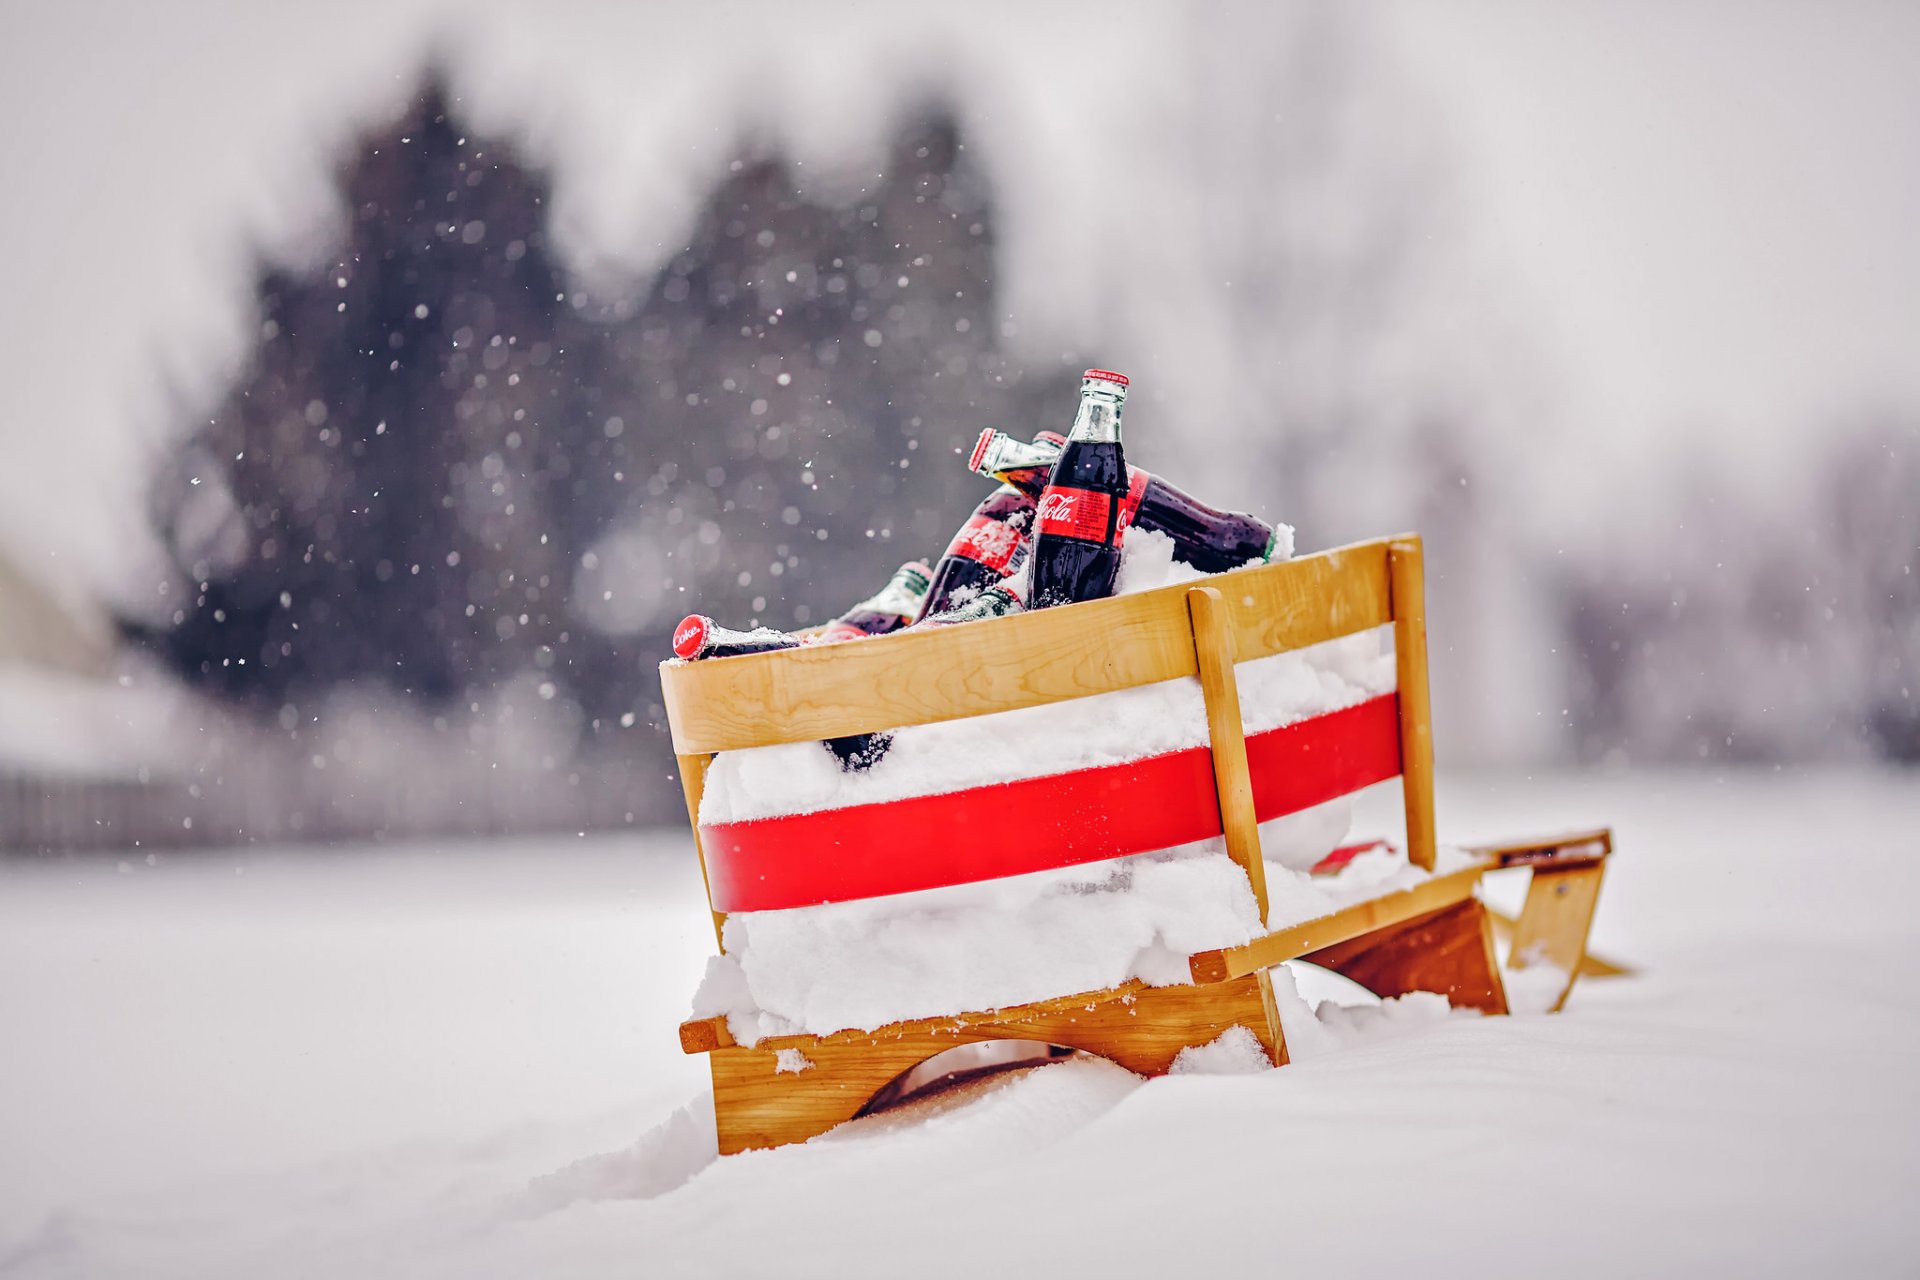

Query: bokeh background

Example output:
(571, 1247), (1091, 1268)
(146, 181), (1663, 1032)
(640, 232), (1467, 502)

(2, 0), (1916, 852)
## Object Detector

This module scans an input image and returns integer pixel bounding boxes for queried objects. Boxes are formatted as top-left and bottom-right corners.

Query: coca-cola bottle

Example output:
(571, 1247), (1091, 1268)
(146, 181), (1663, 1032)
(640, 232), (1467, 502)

(917, 486), (1034, 621)
(917, 581), (1025, 627)
(809, 560), (932, 643)
(816, 560), (928, 771)
(670, 561), (929, 661)
(970, 429), (1280, 573)
(671, 615), (801, 661)
(1027, 369), (1132, 608)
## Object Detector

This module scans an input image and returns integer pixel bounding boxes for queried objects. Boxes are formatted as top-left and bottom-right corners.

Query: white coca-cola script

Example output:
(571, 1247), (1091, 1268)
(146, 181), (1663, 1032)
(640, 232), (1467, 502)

(1035, 493), (1075, 523)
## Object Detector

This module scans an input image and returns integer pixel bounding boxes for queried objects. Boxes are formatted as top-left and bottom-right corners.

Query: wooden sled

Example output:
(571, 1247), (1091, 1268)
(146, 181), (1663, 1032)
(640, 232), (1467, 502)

(660, 534), (1617, 1155)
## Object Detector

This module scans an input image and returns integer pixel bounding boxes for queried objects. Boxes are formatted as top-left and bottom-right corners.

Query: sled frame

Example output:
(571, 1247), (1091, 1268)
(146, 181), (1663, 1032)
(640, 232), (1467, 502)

(660, 535), (1614, 1154)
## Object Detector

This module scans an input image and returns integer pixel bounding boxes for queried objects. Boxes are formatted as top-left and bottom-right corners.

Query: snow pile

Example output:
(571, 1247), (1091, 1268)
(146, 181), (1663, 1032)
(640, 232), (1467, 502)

(693, 838), (1459, 1044)
(1168, 1025), (1272, 1076)
(1502, 956), (1574, 1015)
(520, 1096), (718, 1214)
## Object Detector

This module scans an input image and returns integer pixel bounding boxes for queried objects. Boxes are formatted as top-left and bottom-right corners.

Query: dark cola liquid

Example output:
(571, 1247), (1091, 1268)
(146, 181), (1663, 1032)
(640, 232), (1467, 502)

(919, 488), (1033, 619)
(1029, 438), (1129, 609)
(1135, 477), (1274, 572)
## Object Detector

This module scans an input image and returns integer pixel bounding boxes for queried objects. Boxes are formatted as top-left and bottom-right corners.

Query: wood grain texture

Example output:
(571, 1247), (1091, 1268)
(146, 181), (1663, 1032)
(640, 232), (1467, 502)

(1187, 860), (1492, 983)
(658, 536), (1398, 753)
(1506, 861), (1609, 1011)
(1254, 968), (1289, 1067)
(1486, 907), (1631, 979)
(700, 975), (1282, 1153)
(680, 1015), (732, 1055)
(675, 752), (727, 949)
(1188, 585), (1270, 924)
(1303, 897), (1509, 1015)
(1465, 827), (1612, 868)
(1388, 538), (1437, 872)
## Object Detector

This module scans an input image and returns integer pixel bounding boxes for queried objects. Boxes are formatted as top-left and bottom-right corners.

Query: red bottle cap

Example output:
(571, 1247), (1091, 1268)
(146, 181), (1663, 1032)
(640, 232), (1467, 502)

(1037, 430), (1067, 446)
(1082, 369), (1129, 388)
(672, 614), (711, 659)
(968, 428), (996, 473)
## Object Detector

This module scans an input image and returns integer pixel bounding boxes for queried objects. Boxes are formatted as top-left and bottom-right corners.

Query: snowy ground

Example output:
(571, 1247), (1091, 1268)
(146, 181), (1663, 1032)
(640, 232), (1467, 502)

(3, 767), (1918, 1278)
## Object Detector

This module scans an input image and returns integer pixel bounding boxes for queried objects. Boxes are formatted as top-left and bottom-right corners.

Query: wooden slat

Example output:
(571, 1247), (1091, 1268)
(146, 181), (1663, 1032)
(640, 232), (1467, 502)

(658, 536), (1397, 753)
(1507, 861), (1609, 1011)
(700, 975), (1280, 1153)
(1465, 827), (1612, 868)
(681, 1015), (732, 1054)
(1487, 908), (1631, 978)
(1389, 537), (1437, 871)
(1188, 859), (1492, 983)
(1254, 968), (1288, 1066)
(1304, 898), (1508, 1014)
(1188, 585), (1270, 923)
(675, 752), (726, 950)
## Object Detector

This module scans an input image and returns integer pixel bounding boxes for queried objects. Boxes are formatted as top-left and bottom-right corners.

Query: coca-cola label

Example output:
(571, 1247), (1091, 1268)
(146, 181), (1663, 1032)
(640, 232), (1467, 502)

(1035, 487), (1116, 543)
(1115, 467), (1151, 534)
(945, 513), (1026, 572)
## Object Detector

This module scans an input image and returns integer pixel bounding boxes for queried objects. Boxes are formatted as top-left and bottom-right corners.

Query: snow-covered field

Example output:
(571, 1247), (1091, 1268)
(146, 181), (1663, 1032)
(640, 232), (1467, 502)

(3, 767), (1918, 1277)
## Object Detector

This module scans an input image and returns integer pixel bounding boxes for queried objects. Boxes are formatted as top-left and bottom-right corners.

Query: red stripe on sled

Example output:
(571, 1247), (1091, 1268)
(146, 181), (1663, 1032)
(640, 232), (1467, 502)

(701, 692), (1402, 912)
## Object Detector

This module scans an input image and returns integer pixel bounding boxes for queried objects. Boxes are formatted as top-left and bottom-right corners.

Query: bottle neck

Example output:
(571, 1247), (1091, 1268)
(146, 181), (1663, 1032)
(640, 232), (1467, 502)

(1069, 388), (1124, 444)
(972, 429), (1059, 479)
(848, 561), (931, 623)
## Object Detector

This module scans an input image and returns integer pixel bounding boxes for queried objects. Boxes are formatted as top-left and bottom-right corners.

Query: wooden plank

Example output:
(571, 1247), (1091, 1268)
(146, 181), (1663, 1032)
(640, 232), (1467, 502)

(675, 752), (726, 950)
(681, 1015), (732, 1054)
(1465, 827), (1612, 868)
(658, 537), (1397, 753)
(1188, 859), (1492, 983)
(1507, 861), (1609, 1011)
(1303, 897), (1508, 1015)
(1254, 969), (1289, 1067)
(703, 975), (1280, 1153)
(1187, 585), (1270, 923)
(681, 971), (1284, 1057)
(1487, 908), (1631, 978)
(1389, 537), (1438, 871)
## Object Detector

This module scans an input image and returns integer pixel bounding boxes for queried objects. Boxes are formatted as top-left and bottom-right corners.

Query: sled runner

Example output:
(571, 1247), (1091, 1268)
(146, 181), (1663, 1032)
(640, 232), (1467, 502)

(660, 534), (1616, 1155)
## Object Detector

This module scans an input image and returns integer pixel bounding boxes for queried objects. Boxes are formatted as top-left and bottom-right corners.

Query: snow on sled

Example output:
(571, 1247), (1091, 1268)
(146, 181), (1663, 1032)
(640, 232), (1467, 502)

(660, 534), (1619, 1155)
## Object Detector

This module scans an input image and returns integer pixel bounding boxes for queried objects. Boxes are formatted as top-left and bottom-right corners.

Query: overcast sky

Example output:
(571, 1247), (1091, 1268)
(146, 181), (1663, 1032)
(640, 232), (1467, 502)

(2, 0), (1915, 609)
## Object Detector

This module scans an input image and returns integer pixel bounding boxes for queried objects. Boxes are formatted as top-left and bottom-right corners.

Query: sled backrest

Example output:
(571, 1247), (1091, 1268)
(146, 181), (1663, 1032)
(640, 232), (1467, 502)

(659, 534), (1437, 944)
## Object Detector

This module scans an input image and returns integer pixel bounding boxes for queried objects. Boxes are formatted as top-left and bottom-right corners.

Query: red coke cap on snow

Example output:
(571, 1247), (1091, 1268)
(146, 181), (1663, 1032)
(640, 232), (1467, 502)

(1082, 368), (1129, 388)
(672, 614), (711, 659)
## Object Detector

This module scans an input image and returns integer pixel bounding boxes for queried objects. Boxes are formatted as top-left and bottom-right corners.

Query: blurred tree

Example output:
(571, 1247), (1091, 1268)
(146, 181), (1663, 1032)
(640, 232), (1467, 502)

(132, 76), (588, 709)
(563, 108), (1072, 729)
(128, 77), (1074, 817)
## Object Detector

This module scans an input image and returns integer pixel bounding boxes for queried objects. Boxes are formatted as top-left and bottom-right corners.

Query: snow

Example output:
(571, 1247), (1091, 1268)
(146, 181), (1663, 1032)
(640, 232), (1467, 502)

(1501, 958), (1574, 1016)
(1168, 1025), (1272, 1076)
(4, 768), (1919, 1277)
(696, 836), (1455, 1045)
